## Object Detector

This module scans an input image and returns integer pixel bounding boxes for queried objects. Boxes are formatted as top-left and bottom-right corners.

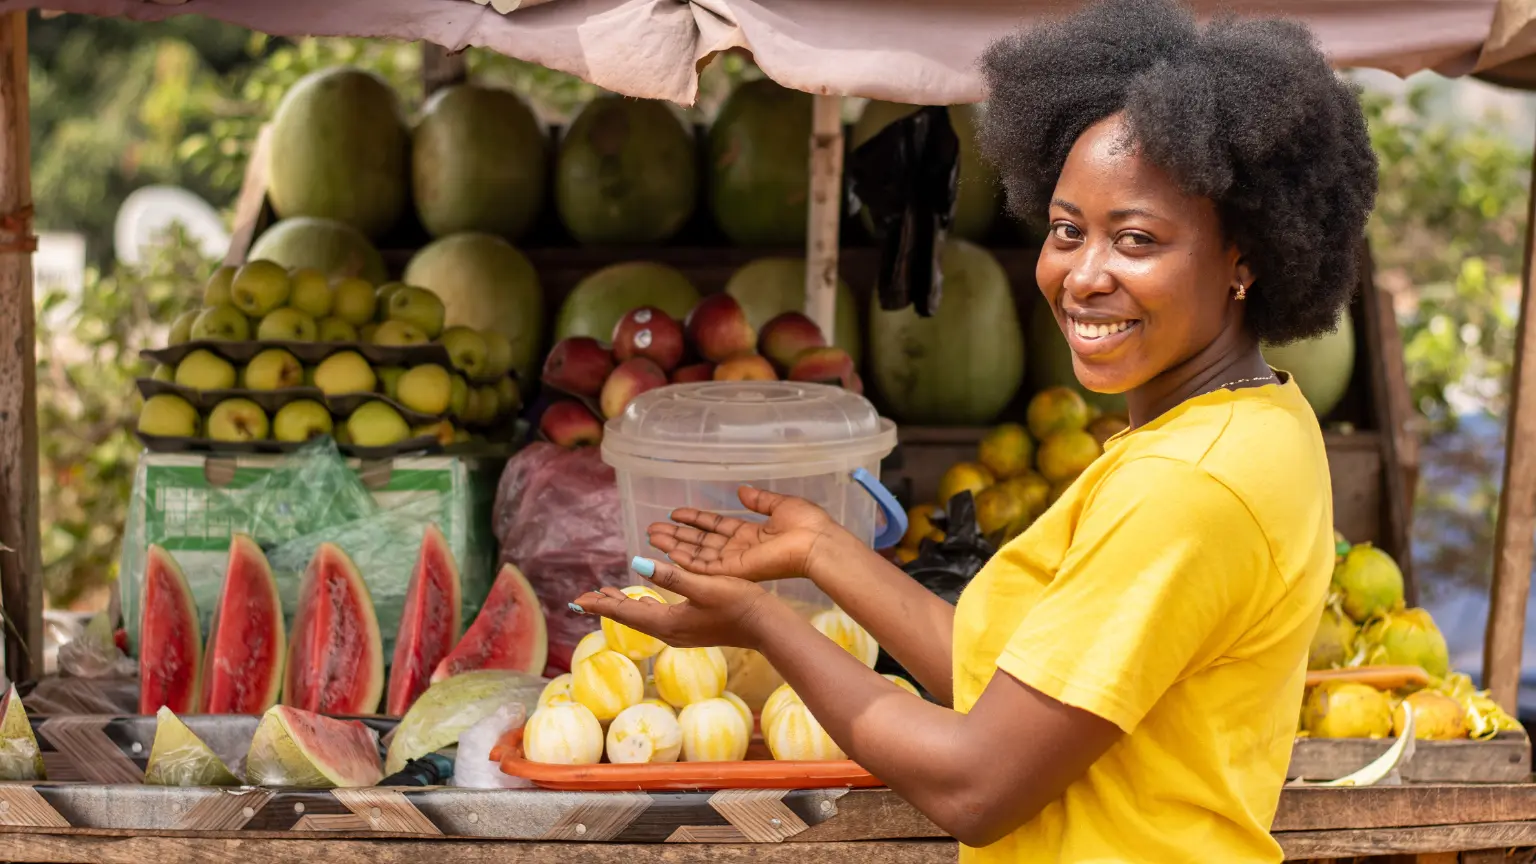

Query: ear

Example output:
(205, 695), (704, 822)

(1232, 254), (1255, 293)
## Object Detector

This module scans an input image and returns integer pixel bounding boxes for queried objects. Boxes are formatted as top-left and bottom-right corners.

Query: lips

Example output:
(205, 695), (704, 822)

(1063, 314), (1140, 356)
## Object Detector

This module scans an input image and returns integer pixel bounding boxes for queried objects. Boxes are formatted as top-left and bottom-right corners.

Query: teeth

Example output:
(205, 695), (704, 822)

(1072, 319), (1133, 339)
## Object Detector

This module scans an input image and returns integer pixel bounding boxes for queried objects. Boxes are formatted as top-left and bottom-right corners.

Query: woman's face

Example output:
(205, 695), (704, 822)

(1036, 114), (1250, 396)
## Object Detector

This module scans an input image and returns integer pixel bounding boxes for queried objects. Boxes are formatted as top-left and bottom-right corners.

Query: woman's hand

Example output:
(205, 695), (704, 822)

(647, 486), (848, 583)
(570, 557), (778, 651)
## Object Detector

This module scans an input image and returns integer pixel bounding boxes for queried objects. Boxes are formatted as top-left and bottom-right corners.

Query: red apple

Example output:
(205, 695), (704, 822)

(612, 307), (686, 372)
(713, 354), (778, 382)
(601, 357), (669, 419)
(685, 294), (757, 363)
(758, 312), (827, 372)
(671, 363), (715, 383)
(540, 400), (604, 448)
(542, 337), (615, 398)
(788, 346), (859, 391)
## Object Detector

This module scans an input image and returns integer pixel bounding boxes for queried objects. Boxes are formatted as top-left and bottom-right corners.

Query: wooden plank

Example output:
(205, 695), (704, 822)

(221, 124), (272, 268)
(1484, 139), (1536, 711)
(1273, 784), (1536, 832)
(1287, 734), (1530, 785)
(1276, 822), (1536, 858)
(805, 94), (843, 339)
(0, 9), (39, 686)
(420, 43), (467, 96)
(1358, 242), (1419, 596)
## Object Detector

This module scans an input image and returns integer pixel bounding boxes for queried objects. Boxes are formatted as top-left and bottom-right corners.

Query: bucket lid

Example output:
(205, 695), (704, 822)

(601, 381), (897, 472)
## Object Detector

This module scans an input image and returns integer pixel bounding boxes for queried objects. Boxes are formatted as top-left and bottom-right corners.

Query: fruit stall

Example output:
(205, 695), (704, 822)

(0, 2), (1535, 863)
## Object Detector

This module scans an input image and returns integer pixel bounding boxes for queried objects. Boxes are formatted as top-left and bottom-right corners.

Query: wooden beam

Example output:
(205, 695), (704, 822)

(1484, 137), (1536, 710)
(1276, 821), (1536, 858)
(421, 43), (467, 96)
(804, 94), (843, 339)
(0, 10), (39, 686)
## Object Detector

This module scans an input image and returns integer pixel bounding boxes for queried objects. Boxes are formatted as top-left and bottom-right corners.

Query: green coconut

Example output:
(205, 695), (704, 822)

(1331, 543), (1405, 624)
(1302, 681), (1393, 739)
(1359, 608), (1450, 679)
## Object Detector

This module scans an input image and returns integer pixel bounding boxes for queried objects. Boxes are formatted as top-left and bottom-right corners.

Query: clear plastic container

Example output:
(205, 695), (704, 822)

(602, 381), (905, 707)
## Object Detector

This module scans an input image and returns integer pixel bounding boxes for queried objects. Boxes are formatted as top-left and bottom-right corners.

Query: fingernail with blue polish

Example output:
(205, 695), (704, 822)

(568, 602), (586, 614)
(631, 556), (656, 578)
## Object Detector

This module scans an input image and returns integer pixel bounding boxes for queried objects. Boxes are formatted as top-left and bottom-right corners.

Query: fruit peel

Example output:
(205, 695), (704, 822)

(144, 707), (241, 787)
(385, 669), (541, 775)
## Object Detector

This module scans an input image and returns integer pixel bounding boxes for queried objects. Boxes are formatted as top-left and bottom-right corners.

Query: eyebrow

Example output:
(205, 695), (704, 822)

(1050, 198), (1161, 222)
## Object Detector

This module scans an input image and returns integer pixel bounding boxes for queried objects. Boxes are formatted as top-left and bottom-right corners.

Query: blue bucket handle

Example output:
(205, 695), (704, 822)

(852, 467), (908, 549)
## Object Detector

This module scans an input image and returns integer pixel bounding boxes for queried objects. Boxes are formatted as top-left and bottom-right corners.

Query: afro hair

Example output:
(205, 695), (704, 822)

(976, 0), (1378, 344)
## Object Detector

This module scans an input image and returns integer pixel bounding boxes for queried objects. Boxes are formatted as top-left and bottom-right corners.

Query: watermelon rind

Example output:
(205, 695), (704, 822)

(283, 543), (385, 715)
(431, 563), (549, 684)
(202, 534), (286, 714)
(246, 705), (383, 789)
(0, 685), (44, 781)
(139, 545), (202, 715)
(385, 669), (541, 774)
(144, 707), (241, 787)
(386, 524), (465, 717)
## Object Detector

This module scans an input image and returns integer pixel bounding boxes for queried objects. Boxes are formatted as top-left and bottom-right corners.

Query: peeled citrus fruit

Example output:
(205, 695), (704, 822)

(1393, 690), (1467, 740)
(638, 697), (677, 715)
(766, 702), (845, 761)
(810, 607), (879, 668)
(938, 462), (995, 504)
(722, 647), (784, 710)
(762, 683), (803, 734)
(571, 649), (644, 723)
(677, 697), (749, 762)
(654, 646), (728, 708)
(720, 690), (754, 733)
(600, 586), (668, 662)
(571, 630), (608, 668)
(978, 423), (1034, 479)
(606, 702), (684, 764)
(902, 503), (944, 548)
(884, 675), (919, 697)
(538, 673), (574, 708)
(524, 702), (604, 765)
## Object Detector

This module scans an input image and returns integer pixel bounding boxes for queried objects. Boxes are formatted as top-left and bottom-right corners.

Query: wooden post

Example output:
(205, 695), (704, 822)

(1483, 142), (1536, 711)
(0, 11), (39, 686)
(804, 94), (843, 337)
(421, 43), (468, 96)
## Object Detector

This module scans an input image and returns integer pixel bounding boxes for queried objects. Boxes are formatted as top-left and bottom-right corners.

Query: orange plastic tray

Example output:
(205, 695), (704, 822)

(493, 727), (883, 791)
(1305, 665), (1430, 691)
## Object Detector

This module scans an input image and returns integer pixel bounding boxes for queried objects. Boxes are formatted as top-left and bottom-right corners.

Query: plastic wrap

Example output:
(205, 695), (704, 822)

(143, 707), (241, 787)
(0, 685), (43, 781)
(56, 612), (136, 679)
(245, 707), (384, 789)
(494, 443), (629, 675)
(453, 703), (534, 789)
(385, 670), (541, 774)
(23, 675), (140, 716)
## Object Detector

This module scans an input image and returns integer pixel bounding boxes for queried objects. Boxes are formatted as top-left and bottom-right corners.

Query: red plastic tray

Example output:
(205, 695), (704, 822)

(493, 727), (883, 792)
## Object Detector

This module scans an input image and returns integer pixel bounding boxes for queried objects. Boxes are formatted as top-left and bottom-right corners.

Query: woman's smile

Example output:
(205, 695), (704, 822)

(1063, 313), (1141, 357)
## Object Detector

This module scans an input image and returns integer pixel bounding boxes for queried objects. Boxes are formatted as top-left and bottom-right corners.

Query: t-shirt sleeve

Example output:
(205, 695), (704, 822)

(995, 456), (1273, 733)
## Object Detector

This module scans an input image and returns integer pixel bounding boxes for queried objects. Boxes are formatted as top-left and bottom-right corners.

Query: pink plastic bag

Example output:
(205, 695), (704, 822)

(494, 443), (629, 676)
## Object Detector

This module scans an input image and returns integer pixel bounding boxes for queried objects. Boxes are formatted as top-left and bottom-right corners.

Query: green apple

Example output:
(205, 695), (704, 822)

(359, 322), (380, 344)
(317, 317), (359, 343)
(347, 401), (411, 448)
(375, 282), (408, 319)
(376, 366), (405, 401)
(449, 374), (469, 419)
(331, 277), (377, 326)
(474, 385), (501, 423)
(175, 349), (237, 391)
(439, 326), (489, 379)
(152, 363), (175, 383)
(204, 265), (237, 308)
(371, 320), (429, 347)
(257, 308), (318, 342)
(138, 394), (199, 438)
(412, 420), (456, 446)
(495, 376), (521, 414)
(396, 364), (452, 415)
(313, 350), (377, 396)
(231, 260), (291, 317)
(207, 398), (270, 442)
(273, 400), (334, 443)
(288, 268), (334, 319)
(190, 305), (251, 342)
(243, 348), (304, 391)
(481, 330), (515, 379)
(385, 286), (446, 338)
(168, 310), (198, 346)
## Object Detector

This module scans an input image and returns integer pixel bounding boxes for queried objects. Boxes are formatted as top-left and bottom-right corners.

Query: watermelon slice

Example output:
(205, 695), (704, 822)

(431, 563), (548, 683)
(385, 524), (463, 716)
(202, 534), (286, 714)
(144, 707), (241, 787)
(139, 545), (202, 715)
(245, 705), (383, 788)
(0, 685), (43, 780)
(283, 543), (385, 715)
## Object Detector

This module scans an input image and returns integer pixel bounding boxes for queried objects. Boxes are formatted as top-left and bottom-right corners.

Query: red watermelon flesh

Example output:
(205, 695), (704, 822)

(283, 543), (384, 715)
(385, 524), (463, 716)
(202, 534), (286, 714)
(246, 705), (383, 788)
(431, 563), (548, 683)
(139, 546), (202, 715)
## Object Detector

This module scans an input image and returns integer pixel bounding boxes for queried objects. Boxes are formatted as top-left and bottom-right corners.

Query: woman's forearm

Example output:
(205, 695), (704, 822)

(806, 530), (957, 704)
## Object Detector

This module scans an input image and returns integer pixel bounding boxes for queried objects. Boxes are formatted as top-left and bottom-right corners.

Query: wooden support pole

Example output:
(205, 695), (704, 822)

(804, 94), (843, 338)
(421, 43), (468, 96)
(1483, 141), (1536, 711)
(0, 11), (39, 686)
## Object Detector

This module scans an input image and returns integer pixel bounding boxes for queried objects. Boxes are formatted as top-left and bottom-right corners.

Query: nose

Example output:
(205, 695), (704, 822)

(1062, 242), (1115, 302)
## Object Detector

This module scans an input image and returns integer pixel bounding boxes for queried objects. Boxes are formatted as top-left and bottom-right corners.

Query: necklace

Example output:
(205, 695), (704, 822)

(1212, 373), (1278, 391)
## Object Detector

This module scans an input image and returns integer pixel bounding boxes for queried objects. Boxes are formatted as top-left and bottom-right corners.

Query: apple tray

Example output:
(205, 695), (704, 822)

(135, 378), (447, 426)
(136, 431), (447, 460)
(492, 727), (883, 792)
(141, 339), (456, 370)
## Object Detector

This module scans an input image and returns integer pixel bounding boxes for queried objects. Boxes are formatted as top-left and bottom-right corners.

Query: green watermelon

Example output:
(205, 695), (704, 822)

(1024, 293), (1128, 415)
(412, 84), (549, 241)
(708, 79), (811, 246)
(557, 96), (697, 245)
(852, 102), (1000, 242)
(1263, 312), (1356, 418)
(248, 217), (389, 285)
(267, 67), (409, 239)
(555, 262), (700, 341)
(403, 233), (545, 382)
(869, 241), (1024, 424)
(725, 257), (861, 365)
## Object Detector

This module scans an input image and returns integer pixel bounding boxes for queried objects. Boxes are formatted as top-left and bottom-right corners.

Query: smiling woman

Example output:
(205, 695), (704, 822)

(571, 0), (1379, 861)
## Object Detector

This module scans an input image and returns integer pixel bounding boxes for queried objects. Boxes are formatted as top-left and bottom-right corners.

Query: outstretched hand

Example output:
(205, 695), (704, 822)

(647, 486), (845, 583)
(571, 557), (777, 650)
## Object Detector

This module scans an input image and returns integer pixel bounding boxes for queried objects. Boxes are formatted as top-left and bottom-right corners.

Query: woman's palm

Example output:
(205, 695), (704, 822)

(648, 487), (835, 582)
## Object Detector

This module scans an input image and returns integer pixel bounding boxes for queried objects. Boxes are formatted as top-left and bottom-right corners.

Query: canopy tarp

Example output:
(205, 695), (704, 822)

(6, 0), (1524, 104)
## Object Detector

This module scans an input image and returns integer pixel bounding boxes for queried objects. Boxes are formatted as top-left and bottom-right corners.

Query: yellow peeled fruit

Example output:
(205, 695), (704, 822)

(601, 586), (668, 661)
(884, 675), (920, 697)
(1392, 691), (1467, 740)
(538, 673), (574, 708)
(723, 647), (784, 710)
(902, 503), (944, 549)
(606, 703), (684, 764)
(1301, 681), (1393, 739)
(524, 703), (604, 765)
(720, 690), (754, 733)
(654, 646), (728, 708)
(938, 461), (995, 504)
(571, 630), (608, 668)
(678, 698), (750, 762)
(571, 649), (644, 723)
(810, 607), (879, 668)
(638, 697), (676, 715)
(766, 702), (845, 761)
(762, 683), (803, 735)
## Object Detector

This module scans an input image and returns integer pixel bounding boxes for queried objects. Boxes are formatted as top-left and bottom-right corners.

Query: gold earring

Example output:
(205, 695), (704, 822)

(1234, 283), (1248, 301)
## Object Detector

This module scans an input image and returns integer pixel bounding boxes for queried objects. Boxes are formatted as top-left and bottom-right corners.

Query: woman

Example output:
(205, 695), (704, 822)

(572, 0), (1377, 859)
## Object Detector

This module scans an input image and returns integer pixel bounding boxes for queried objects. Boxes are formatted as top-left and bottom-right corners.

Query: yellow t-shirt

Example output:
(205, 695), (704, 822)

(952, 376), (1333, 863)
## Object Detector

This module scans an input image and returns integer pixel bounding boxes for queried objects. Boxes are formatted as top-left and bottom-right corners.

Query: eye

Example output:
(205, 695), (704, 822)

(1116, 231), (1155, 247)
(1050, 222), (1082, 242)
